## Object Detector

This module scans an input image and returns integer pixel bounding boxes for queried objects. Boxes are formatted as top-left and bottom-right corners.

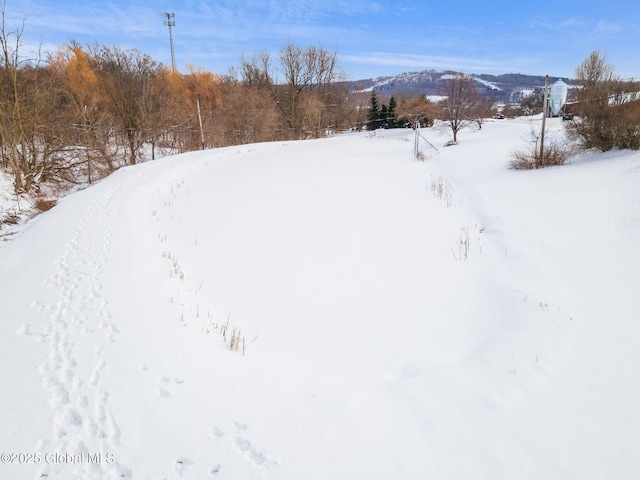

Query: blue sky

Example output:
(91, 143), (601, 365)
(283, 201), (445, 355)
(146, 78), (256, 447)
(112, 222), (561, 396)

(11, 0), (640, 80)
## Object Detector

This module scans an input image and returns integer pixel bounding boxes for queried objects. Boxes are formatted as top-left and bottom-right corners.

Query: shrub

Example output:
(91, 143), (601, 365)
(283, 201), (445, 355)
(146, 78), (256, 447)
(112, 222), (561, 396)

(510, 129), (576, 169)
(34, 198), (57, 212)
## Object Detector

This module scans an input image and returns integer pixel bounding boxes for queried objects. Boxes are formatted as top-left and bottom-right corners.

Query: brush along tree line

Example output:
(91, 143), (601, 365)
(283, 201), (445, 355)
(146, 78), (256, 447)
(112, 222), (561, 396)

(0, 32), (437, 193)
(0, 35), (347, 191)
(2, 3), (637, 193)
(0, 8), (430, 194)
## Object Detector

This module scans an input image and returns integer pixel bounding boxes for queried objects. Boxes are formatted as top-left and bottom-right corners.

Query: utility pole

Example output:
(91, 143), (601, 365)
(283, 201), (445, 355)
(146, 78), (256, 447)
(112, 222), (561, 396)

(539, 74), (549, 168)
(163, 12), (176, 72)
(196, 99), (205, 150)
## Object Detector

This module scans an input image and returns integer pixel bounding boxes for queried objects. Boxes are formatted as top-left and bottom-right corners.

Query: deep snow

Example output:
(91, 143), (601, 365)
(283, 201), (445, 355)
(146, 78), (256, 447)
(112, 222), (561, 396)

(1, 118), (639, 479)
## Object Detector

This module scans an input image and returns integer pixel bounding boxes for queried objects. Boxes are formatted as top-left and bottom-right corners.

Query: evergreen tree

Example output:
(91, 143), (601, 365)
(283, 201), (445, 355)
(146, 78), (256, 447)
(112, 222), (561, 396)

(367, 91), (381, 130)
(388, 96), (398, 128)
(380, 104), (389, 128)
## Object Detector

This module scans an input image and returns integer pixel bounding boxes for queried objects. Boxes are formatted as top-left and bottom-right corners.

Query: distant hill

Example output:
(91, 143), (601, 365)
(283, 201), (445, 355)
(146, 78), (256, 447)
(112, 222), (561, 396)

(347, 70), (575, 104)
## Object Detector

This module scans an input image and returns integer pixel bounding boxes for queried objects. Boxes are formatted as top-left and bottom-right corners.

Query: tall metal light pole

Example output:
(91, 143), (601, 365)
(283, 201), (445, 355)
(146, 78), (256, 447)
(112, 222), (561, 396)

(163, 12), (176, 72)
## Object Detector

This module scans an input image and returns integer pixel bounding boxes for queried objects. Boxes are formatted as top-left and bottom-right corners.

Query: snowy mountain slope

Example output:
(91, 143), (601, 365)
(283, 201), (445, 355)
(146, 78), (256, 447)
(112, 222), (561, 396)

(351, 70), (560, 103)
(1, 119), (639, 479)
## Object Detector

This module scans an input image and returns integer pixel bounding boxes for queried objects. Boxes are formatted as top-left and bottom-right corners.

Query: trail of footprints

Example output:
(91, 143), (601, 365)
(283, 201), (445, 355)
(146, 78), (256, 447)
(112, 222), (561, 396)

(140, 360), (278, 477)
(224, 422), (278, 469)
(20, 165), (274, 478)
(169, 422), (278, 478)
(21, 175), (145, 479)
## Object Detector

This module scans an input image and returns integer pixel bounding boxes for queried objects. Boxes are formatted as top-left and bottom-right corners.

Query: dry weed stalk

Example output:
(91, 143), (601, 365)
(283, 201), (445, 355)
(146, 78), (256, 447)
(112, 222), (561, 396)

(162, 250), (185, 280)
(430, 176), (454, 207)
(459, 226), (470, 261)
(218, 315), (246, 355)
(447, 226), (471, 261)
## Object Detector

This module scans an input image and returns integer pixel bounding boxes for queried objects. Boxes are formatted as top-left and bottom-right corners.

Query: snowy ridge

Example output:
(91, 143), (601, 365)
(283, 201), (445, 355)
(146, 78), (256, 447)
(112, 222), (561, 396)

(357, 70), (437, 92)
(352, 70), (562, 104)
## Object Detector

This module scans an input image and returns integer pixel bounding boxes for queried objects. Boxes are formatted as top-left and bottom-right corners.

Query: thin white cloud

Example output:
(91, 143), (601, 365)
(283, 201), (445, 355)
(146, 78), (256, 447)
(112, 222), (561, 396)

(341, 51), (528, 74)
(593, 20), (623, 35)
(526, 15), (588, 32)
(557, 17), (588, 30)
(198, 0), (383, 26)
(20, 3), (158, 39)
(10, 0), (640, 79)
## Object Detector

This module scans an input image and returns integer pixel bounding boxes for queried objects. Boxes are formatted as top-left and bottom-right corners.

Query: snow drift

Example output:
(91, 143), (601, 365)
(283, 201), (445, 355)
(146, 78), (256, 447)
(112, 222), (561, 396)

(1, 117), (639, 479)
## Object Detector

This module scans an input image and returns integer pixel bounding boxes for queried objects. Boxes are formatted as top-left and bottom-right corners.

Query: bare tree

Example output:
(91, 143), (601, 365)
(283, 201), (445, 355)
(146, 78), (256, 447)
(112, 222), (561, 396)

(239, 44), (342, 138)
(519, 89), (544, 116)
(237, 51), (271, 88)
(566, 50), (640, 151)
(214, 78), (281, 146)
(471, 97), (496, 129)
(89, 44), (160, 165)
(0, 5), (30, 191)
(437, 73), (480, 144)
(575, 50), (615, 89)
(21, 58), (85, 185)
(278, 43), (309, 135)
(394, 95), (433, 127)
(0, 5), (66, 192)
(48, 43), (116, 182)
(304, 46), (343, 137)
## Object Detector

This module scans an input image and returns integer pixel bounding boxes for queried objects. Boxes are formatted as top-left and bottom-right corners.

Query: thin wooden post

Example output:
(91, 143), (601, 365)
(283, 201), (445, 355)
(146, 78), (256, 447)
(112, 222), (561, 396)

(539, 74), (549, 168)
(196, 98), (205, 150)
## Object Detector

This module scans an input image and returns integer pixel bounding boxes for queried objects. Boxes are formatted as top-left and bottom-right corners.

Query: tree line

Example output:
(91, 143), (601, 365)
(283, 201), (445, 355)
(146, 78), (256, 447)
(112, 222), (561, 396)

(2, 8), (409, 193)
(3, 3), (636, 195)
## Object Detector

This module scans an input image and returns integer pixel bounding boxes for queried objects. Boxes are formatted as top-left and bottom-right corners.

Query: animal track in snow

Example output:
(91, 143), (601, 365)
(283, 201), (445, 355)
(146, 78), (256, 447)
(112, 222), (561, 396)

(155, 374), (185, 398)
(157, 387), (172, 398)
(211, 422), (278, 469)
(232, 437), (273, 466)
(169, 457), (222, 478)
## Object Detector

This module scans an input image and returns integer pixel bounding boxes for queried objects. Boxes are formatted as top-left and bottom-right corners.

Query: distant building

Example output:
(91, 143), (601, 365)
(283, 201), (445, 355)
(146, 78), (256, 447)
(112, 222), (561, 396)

(549, 79), (568, 117)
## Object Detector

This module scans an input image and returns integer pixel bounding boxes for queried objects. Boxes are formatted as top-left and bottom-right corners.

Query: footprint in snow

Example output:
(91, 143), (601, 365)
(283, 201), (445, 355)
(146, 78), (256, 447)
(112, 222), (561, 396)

(157, 388), (172, 398)
(233, 421), (249, 431)
(220, 422), (278, 468)
(156, 376), (184, 398)
(173, 457), (196, 476)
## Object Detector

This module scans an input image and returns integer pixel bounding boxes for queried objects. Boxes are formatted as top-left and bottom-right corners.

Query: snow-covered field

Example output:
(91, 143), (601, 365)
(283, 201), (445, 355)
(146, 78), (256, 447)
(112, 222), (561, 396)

(1, 117), (639, 479)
